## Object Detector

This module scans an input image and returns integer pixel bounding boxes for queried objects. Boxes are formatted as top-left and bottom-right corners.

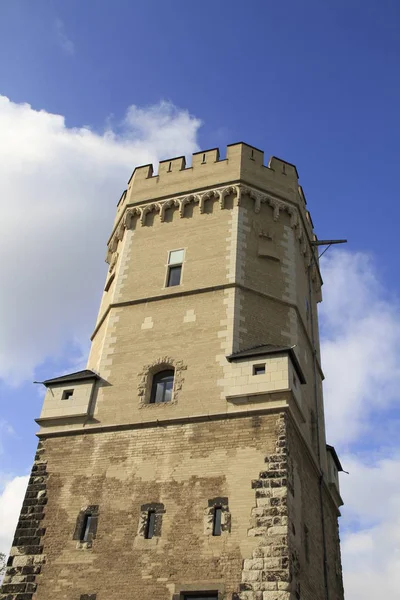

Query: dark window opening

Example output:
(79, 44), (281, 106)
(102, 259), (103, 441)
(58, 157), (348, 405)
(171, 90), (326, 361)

(150, 370), (174, 404)
(167, 265), (182, 287)
(304, 524), (310, 562)
(80, 514), (93, 542)
(183, 594), (218, 600)
(62, 389), (74, 400)
(145, 510), (156, 539)
(253, 364), (265, 376)
(212, 507), (222, 536)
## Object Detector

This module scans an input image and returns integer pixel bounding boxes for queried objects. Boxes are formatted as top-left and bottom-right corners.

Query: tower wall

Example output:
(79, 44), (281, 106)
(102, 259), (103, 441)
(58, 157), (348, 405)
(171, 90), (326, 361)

(1, 143), (344, 600)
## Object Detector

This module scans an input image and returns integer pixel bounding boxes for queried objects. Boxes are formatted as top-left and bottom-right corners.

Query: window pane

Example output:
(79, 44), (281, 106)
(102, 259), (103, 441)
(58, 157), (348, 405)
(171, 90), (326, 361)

(163, 378), (173, 402)
(253, 364), (265, 375)
(167, 265), (182, 287)
(169, 249), (184, 265)
(150, 370), (174, 403)
(81, 514), (92, 541)
(154, 381), (165, 404)
(212, 507), (222, 536)
(145, 511), (156, 539)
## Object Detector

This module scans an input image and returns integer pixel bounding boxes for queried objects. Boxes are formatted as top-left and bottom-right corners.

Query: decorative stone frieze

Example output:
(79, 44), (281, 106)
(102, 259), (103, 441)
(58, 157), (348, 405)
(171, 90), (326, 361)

(137, 356), (187, 405)
(108, 251), (118, 274)
(106, 183), (318, 282)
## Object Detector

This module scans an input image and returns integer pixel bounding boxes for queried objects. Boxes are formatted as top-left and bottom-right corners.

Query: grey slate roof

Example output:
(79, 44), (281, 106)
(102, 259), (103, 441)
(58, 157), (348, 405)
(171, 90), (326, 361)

(226, 344), (306, 384)
(326, 444), (344, 472)
(37, 369), (99, 387)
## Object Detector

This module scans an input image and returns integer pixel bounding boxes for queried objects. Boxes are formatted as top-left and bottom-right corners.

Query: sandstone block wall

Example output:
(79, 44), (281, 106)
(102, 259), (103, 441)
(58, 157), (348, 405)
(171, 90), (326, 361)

(1, 412), (341, 600)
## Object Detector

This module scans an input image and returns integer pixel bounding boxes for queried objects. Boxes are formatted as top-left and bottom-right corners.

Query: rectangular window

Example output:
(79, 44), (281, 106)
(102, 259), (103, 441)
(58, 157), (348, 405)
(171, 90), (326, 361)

(166, 249), (184, 287)
(167, 265), (182, 287)
(80, 514), (92, 542)
(62, 389), (74, 400)
(253, 364), (265, 376)
(145, 510), (156, 539)
(212, 507), (222, 536)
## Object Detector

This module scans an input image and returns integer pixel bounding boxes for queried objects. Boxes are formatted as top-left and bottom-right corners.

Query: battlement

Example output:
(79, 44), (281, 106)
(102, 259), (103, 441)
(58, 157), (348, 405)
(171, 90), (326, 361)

(113, 143), (307, 232)
(124, 143), (298, 204)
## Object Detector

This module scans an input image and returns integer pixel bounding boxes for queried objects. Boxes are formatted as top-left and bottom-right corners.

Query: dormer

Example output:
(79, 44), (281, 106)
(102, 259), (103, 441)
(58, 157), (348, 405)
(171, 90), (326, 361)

(326, 444), (344, 507)
(225, 344), (306, 422)
(35, 369), (99, 424)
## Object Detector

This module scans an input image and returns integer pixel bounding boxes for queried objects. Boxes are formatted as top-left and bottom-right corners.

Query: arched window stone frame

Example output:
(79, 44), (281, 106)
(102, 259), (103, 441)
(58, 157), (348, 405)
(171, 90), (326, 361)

(138, 356), (187, 406)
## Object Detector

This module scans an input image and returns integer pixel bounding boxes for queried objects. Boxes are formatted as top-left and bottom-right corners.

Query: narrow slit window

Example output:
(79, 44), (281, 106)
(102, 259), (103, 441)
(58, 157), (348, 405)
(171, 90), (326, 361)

(145, 510), (156, 539)
(166, 249), (184, 287)
(62, 389), (74, 400)
(80, 514), (92, 542)
(304, 524), (310, 562)
(253, 364), (265, 376)
(212, 506), (222, 536)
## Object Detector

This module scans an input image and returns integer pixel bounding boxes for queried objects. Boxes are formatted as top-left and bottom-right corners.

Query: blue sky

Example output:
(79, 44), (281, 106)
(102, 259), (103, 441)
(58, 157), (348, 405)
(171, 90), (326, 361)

(1, 0), (400, 596)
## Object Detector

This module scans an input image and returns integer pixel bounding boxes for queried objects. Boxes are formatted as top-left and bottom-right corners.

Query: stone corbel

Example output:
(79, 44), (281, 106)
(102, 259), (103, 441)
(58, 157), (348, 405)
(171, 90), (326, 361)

(140, 203), (159, 226)
(160, 199), (178, 222)
(179, 194), (199, 217)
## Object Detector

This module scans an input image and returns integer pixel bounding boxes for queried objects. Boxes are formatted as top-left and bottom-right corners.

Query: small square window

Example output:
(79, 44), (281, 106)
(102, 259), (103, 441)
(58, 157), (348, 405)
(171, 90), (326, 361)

(62, 389), (74, 400)
(253, 364), (265, 376)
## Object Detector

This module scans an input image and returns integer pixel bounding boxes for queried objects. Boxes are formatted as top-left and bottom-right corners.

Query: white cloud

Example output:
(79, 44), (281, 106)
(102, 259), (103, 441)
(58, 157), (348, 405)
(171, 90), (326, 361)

(340, 454), (400, 598)
(320, 250), (400, 447)
(319, 250), (400, 598)
(0, 475), (29, 556)
(0, 96), (201, 385)
(54, 19), (75, 56)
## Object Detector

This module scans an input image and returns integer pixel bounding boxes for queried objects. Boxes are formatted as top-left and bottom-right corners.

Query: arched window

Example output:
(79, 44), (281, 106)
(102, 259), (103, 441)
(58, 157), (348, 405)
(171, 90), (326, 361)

(150, 370), (174, 404)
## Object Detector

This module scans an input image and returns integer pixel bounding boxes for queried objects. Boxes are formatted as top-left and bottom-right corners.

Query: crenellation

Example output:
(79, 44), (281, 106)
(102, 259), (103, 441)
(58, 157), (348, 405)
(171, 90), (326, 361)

(158, 155), (186, 175)
(192, 147), (220, 166)
(119, 143), (298, 208)
(268, 157), (298, 181)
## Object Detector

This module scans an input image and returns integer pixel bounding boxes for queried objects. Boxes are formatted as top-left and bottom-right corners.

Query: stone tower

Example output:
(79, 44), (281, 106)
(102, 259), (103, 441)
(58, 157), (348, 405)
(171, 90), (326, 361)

(1, 143), (344, 600)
